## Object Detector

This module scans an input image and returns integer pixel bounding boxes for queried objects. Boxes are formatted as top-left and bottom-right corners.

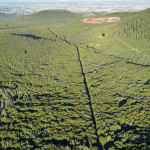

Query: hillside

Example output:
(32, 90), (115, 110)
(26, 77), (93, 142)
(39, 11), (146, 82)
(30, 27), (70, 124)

(116, 8), (150, 41)
(0, 12), (14, 19)
(97, 8), (150, 66)
(0, 9), (150, 150)
(19, 10), (81, 24)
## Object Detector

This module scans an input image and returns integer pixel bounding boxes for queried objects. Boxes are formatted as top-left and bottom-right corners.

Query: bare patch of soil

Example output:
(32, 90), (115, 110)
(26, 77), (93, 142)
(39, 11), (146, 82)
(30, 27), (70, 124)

(82, 17), (120, 24)
(95, 44), (100, 47)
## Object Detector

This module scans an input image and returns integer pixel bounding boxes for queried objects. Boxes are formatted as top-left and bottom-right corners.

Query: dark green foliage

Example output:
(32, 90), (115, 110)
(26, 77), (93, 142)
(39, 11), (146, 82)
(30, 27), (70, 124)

(0, 9), (150, 149)
(116, 8), (150, 41)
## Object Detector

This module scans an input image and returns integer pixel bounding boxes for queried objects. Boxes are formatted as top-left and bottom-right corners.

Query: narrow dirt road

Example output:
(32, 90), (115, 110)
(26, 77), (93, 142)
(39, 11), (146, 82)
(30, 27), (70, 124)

(115, 35), (141, 53)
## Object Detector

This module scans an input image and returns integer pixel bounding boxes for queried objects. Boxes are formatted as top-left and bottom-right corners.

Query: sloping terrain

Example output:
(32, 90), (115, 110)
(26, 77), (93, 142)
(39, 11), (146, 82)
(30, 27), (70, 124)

(0, 10), (150, 149)
(0, 12), (14, 19)
(100, 9), (150, 66)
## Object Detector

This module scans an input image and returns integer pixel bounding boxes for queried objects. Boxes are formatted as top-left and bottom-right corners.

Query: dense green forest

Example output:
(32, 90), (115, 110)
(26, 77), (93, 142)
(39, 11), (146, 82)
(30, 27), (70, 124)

(0, 9), (150, 149)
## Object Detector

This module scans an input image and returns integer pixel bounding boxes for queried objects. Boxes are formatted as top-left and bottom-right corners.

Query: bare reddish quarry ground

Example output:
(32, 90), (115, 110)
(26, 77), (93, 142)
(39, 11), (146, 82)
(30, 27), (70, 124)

(82, 17), (120, 24)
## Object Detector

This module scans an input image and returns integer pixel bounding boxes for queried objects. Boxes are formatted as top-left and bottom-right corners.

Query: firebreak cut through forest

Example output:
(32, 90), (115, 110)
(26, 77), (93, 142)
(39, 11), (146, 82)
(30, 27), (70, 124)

(0, 8), (150, 150)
